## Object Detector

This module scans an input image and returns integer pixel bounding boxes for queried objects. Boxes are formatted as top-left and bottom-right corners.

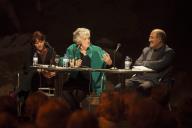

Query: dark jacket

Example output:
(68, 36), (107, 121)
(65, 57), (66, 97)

(134, 45), (175, 84)
(18, 43), (56, 93)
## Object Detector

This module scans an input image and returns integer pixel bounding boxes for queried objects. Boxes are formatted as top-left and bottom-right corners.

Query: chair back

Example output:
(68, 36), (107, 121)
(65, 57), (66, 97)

(159, 66), (175, 87)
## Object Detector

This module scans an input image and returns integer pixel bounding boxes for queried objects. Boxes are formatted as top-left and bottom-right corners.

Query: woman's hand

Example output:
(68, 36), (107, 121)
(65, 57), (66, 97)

(75, 59), (82, 67)
(69, 59), (82, 67)
(102, 53), (112, 65)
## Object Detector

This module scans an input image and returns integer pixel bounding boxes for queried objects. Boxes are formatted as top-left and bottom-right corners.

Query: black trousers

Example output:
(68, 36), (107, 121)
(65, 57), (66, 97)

(62, 73), (90, 110)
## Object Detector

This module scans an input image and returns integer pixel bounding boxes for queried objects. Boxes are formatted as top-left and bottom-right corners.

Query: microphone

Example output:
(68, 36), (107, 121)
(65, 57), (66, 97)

(45, 42), (52, 48)
(45, 42), (56, 65)
(77, 44), (81, 49)
(73, 44), (81, 59)
(115, 43), (121, 52)
(112, 43), (121, 69)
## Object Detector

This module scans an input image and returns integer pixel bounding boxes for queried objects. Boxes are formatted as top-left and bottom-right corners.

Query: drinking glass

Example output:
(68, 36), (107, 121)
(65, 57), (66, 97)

(55, 54), (60, 67)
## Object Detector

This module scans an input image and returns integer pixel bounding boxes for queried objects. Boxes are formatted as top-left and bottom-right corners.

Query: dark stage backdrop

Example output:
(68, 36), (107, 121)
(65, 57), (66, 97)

(0, 0), (191, 95)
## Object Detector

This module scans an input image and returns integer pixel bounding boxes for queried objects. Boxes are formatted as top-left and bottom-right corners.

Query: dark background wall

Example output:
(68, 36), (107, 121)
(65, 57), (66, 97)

(1, 0), (190, 67)
(0, 0), (191, 95)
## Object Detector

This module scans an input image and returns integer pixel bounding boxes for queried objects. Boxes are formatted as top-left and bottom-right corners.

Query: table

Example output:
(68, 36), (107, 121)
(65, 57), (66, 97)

(31, 65), (154, 96)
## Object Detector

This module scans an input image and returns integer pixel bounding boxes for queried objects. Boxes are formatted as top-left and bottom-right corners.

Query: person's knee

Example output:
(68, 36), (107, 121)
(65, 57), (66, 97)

(73, 89), (87, 102)
(139, 81), (153, 90)
(125, 79), (134, 87)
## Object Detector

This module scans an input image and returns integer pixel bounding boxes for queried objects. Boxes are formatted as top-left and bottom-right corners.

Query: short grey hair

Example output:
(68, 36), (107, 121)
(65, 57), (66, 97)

(153, 29), (167, 43)
(73, 28), (90, 43)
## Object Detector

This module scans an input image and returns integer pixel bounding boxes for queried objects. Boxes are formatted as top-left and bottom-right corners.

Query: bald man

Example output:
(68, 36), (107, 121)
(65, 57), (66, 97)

(125, 29), (175, 92)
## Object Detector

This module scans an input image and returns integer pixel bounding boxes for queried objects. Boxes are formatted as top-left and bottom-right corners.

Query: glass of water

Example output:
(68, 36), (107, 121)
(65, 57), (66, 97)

(55, 54), (60, 67)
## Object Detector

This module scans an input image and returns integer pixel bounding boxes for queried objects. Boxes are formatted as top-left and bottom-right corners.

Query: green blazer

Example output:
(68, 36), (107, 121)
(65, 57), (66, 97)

(62, 43), (107, 95)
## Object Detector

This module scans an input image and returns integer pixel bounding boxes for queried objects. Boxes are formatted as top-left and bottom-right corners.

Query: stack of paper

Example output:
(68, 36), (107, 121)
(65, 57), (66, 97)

(132, 66), (153, 71)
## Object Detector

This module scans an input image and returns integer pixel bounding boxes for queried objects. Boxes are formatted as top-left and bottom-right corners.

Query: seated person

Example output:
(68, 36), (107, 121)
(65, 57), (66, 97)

(62, 28), (112, 110)
(17, 31), (56, 100)
(125, 28), (175, 93)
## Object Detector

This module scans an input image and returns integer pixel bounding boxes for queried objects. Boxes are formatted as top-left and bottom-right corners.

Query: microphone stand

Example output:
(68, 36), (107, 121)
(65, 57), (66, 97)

(73, 44), (80, 59)
(112, 43), (121, 69)
(45, 42), (55, 67)
(112, 50), (117, 69)
(73, 44), (81, 67)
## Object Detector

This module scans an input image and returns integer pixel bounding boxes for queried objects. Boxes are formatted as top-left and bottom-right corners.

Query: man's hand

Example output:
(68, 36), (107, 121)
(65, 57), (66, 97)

(42, 70), (56, 79)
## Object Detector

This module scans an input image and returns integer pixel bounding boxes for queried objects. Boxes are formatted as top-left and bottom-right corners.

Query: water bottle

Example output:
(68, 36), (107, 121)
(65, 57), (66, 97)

(33, 53), (38, 66)
(124, 56), (132, 69)
(63, 54), (69, 67)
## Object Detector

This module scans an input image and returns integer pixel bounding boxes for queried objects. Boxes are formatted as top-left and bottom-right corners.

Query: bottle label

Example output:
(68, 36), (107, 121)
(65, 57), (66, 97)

(125, 61), (131, 69)
(63, 59), (69, 67)
(33, 57), (38, 65)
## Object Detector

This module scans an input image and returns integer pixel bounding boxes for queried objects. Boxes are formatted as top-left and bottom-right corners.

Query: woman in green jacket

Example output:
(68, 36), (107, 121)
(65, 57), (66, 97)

(62, 28), (112, 110)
